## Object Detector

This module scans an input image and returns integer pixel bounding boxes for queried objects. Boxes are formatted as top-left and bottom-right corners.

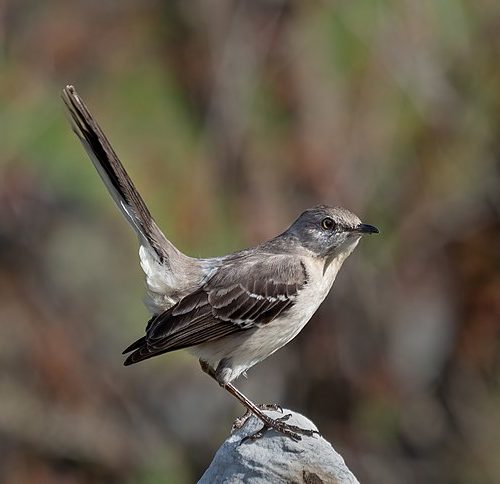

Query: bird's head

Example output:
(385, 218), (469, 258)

(287, 205), (379, 259)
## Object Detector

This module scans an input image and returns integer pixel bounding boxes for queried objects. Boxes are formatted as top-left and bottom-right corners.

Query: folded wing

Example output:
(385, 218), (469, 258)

(123, 254), (308, 365)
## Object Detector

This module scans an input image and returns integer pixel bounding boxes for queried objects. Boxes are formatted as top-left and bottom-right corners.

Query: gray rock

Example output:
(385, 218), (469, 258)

(199, 409), (359, 484)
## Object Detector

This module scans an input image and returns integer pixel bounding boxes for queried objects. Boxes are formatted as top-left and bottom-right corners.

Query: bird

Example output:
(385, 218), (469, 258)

(62, 85), (379, 442)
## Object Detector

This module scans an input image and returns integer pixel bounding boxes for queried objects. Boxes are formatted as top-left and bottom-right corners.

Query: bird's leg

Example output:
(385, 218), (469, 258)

(199, 360), (318, 442)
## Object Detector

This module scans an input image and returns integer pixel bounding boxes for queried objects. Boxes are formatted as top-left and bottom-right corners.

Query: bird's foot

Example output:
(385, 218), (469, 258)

(232, 404), (283, 432)
(240, 412), (319, 443)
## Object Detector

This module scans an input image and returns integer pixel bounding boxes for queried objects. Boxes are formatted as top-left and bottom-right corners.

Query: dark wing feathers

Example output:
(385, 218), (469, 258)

(124, 290), (239, 365)
(123, 255), (308, 365)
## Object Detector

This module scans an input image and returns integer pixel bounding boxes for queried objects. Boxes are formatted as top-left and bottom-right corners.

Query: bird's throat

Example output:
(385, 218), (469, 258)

(322, 238), (360, 276)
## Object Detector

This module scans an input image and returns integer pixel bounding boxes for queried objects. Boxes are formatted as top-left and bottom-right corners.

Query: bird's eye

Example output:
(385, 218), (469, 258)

(321, 217), (335, 231)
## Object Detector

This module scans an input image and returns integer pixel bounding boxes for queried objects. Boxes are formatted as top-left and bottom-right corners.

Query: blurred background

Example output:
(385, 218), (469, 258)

(1, 1), (500, 482)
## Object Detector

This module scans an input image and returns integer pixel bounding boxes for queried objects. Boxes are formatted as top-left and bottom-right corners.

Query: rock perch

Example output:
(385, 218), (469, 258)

(199, 409), (359, 484)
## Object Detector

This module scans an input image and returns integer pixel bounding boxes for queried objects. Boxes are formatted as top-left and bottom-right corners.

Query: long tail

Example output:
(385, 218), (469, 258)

(62, 85), (179, 265)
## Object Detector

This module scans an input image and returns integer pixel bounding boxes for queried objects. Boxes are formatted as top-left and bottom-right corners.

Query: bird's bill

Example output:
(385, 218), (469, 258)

(353, 223), (379, 234)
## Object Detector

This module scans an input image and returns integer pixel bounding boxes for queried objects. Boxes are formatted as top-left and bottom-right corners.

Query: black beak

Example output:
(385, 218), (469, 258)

(355, 223), (379, 234)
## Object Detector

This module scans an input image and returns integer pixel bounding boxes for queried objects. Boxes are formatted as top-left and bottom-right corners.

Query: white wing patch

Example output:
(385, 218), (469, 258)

(247, 292), (291, 303)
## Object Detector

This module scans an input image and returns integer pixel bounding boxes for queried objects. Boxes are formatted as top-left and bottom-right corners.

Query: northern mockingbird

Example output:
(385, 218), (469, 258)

(62, 85), (379, 442)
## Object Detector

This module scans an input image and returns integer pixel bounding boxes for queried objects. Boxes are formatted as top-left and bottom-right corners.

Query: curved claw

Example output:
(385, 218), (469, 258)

(258, 403), (283, 413)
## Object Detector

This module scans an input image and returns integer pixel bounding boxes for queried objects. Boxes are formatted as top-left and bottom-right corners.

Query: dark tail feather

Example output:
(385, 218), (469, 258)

(61, 85), (174, 263)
